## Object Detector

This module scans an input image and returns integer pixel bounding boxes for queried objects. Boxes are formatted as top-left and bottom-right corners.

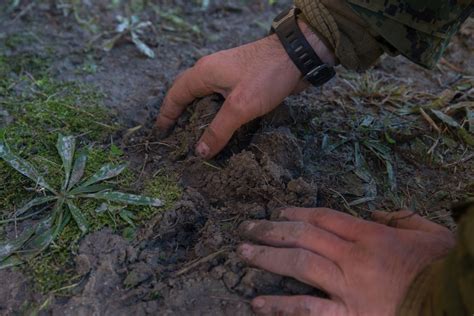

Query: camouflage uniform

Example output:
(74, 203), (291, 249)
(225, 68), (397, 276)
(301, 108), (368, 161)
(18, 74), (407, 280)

(295, 0), (473, 70)
(346, 0), (474, 69)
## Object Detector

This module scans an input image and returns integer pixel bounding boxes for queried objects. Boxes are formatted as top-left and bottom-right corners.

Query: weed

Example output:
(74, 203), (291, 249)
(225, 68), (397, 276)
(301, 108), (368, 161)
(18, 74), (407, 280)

(0, 134), (163, 268)
(103, 15), (156, 58)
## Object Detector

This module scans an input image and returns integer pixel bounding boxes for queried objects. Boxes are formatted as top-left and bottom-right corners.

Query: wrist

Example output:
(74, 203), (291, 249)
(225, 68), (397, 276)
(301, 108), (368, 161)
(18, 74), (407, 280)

(297, 18), (337, 67)
(267, 34), (305, 79)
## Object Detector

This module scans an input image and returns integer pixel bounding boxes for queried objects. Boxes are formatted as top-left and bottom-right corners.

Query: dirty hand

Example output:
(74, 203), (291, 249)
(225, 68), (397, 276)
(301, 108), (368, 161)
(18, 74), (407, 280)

(156, 21), (335, 159)
(238, 208), (455, 316)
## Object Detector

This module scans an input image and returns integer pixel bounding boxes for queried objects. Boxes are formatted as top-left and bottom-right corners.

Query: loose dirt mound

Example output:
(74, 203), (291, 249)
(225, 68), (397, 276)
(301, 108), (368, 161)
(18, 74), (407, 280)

(47, 96), (322, 315)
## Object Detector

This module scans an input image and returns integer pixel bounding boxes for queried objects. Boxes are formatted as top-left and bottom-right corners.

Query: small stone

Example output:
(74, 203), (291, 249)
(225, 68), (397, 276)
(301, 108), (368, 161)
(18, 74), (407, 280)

(75, 254), (91, 276)
(210, 265), (226, 280)
(222, 271), (240, 289)
(124, 263), (154, 288)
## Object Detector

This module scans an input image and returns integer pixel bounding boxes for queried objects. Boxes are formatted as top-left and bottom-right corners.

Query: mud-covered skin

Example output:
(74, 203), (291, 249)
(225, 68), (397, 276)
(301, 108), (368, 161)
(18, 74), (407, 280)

(346, 0), (474, 68)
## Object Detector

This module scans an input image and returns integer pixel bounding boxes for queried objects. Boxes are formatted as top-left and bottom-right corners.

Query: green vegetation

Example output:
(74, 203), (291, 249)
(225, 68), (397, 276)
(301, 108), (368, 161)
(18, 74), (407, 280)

(103, 15), (156, 58)
(0, 52), (181, 293)
(0, 134), (163, 268)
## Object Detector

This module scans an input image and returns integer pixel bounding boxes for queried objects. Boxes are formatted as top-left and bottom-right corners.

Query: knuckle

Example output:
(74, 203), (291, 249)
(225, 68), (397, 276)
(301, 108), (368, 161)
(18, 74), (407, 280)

(194, 55), (213, 71)
(290, 222), (313, 241)
(225, 93), (252, 121)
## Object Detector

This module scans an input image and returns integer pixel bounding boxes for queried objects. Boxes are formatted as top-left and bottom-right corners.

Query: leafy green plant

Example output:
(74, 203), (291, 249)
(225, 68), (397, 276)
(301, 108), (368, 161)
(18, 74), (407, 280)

(103, 15), (156, 58)
(0, 134), (162, 269)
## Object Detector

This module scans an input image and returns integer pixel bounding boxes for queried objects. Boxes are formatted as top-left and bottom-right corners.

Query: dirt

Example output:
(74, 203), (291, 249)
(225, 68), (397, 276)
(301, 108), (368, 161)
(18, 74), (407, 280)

(1, 1), (473, 315)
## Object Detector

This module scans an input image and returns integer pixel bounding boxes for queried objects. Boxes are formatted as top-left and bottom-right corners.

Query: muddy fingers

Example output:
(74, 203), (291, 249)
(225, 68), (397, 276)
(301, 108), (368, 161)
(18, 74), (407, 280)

(239, 220), (351, 262)
(237, 244), (344, 297)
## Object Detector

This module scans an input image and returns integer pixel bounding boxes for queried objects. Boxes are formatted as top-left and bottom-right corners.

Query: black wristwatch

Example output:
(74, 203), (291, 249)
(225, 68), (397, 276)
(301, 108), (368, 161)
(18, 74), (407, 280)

(271, 7), (335, 87)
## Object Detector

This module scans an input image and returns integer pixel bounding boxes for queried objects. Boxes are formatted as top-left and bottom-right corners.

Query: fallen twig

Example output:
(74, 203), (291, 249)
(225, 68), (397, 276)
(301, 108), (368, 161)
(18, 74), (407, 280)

(174, 248), (230, 277)
(419, 108), (441, 133)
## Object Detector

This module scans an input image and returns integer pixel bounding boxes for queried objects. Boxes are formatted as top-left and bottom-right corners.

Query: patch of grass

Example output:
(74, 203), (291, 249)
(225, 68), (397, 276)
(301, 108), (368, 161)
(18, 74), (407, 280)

(0, 52), (180, 293)
(336, 71), (416, 109)
(0, 53), (114, 216)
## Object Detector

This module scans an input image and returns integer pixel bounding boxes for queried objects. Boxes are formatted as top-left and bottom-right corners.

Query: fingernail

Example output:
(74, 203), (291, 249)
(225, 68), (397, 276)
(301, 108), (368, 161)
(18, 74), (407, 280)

(239, 221), (256, 233)
(270, 208), (287, 221)
(237, 244), (254, 259)
(196, 142), (210, 158)
(252, 298), (266, 309)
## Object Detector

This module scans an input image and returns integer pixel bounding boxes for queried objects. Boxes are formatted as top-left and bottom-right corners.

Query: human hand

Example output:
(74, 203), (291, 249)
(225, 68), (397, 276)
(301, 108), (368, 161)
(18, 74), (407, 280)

(237, 208), (455, 316)
(155, 21), (335, 159)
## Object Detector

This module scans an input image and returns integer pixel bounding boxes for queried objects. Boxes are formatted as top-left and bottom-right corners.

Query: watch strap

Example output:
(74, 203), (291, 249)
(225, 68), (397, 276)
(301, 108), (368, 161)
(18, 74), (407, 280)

(271, 7), (335, 87)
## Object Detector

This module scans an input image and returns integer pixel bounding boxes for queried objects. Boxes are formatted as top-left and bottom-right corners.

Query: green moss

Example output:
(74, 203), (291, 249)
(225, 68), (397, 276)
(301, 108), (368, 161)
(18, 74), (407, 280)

(142, 171), (182, 213)
(29, 225), (81, 293)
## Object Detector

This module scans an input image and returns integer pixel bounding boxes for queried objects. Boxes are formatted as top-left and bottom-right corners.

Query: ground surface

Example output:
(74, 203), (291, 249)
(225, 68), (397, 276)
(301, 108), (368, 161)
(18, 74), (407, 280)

(0, 1), (473, 315)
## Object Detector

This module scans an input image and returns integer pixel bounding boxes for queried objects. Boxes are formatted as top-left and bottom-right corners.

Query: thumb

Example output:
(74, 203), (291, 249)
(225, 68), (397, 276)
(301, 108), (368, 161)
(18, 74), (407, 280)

(195, 92), (257, 159)
(372, 210), (451, 234)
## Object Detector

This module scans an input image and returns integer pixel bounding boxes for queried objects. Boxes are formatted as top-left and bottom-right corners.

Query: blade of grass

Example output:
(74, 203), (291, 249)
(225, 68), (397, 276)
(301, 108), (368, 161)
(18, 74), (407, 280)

(84, 191), (163, 207)
(468, 107), (474, 132)
(0, 255), (23, 269)
(77, 163), (127, 188)
(67, 151), (87, 190)
(68, 184), (112, 195)
(119, 209), (136, 227)
(0, 226), (35, 261)
(22, 201), (67, 258)
(354, 142), (372, 182)
(363, 140), (397, 191)
(56, 134), (76, 191)
(66, 200), (89, 234)
(131, 32), (155, 58)
(323, 138), (350, 154)
(14, 196), (57, 217)
(0, 142), (55, 193)
(431, 109), (460, 128)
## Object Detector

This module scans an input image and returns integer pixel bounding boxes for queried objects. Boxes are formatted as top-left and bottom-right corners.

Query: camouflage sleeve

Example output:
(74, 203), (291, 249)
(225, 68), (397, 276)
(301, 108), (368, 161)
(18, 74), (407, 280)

(398, 202), (474, 315)
(346, 0), (474, 69)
